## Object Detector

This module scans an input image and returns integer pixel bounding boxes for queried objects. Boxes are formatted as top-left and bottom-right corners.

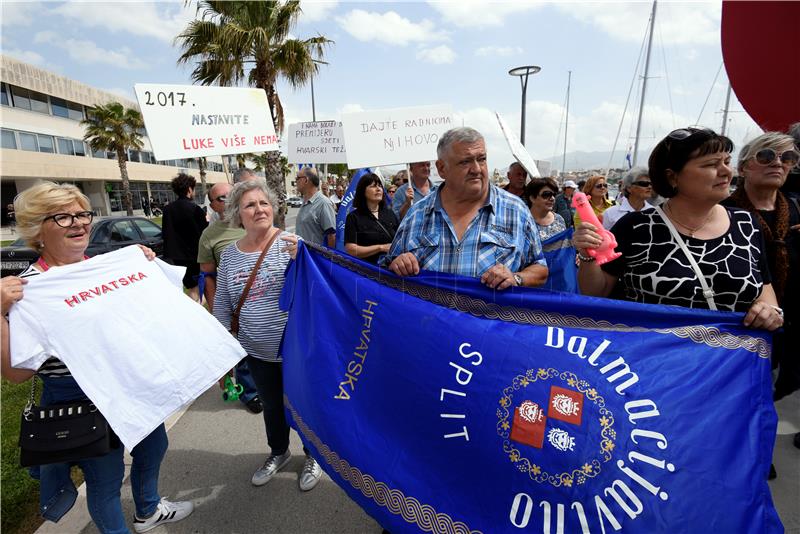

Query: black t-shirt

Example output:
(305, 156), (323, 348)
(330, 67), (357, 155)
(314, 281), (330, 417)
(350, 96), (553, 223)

(344, 207), (400, 264)
(602, 207), (771, 312)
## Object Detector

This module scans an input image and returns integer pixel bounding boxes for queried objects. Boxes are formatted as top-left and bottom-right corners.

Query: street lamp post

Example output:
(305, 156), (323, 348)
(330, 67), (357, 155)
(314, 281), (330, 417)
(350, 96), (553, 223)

(508, 65), (541, 146)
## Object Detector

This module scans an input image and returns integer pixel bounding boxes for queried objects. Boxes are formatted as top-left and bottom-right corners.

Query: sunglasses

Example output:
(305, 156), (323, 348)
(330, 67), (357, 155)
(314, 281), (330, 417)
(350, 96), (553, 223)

(594, 183), (608, 189)
(754, 148), (800, 166)
(667, 127), (715, 141)
(632, 181), (652, 187)
(538, 191), (555, 199)
(44, 211), (93, 228)
(212, 195), (227, 203)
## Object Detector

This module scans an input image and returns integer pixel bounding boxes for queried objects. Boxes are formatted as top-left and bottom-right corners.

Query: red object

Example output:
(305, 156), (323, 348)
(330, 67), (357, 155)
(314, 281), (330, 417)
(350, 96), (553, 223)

(572, 193), (622, 265)
(721, 1), (800, 133)
(510, 407), (546, 448)
(547, 386), (584, 426)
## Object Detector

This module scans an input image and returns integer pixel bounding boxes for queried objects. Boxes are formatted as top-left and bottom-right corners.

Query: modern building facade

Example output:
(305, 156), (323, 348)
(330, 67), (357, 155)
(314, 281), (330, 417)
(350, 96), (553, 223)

(0, 55), (234, 222)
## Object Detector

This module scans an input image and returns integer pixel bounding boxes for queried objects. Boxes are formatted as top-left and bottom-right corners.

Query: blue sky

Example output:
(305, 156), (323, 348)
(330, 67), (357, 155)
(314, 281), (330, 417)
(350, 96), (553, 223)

(1, 1), (761, 173)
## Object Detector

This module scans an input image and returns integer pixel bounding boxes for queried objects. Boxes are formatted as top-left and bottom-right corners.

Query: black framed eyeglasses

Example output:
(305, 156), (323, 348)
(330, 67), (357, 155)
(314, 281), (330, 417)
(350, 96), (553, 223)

(632, 180), (652, 187)
(212, 195), (227, 203)
(44, 211), (93, 228)
(539, 191), (555, 199)
(754, 148), (800, 166)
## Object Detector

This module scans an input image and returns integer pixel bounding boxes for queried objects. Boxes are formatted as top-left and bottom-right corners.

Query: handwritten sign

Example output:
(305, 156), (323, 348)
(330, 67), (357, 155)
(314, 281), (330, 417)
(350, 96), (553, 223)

(287, 121), (346, 164)
(134, 84), (279, 161)
(495, 111), (541, 178)
(341, 105), (453, 169)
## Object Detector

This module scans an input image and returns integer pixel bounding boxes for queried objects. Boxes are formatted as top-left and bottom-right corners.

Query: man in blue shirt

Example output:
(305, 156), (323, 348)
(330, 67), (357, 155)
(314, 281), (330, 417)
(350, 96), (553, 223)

(384, 127), (548, 290)
(391, 161), (434, 220)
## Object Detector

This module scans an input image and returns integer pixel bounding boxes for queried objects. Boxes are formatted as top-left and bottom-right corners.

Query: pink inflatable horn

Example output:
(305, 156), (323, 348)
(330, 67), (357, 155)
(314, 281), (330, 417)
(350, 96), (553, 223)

(571, 192), (622, 265)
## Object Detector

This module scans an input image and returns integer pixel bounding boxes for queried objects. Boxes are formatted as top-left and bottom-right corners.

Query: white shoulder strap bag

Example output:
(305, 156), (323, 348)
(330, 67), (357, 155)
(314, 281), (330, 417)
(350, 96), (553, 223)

(654, 206), (717, 310)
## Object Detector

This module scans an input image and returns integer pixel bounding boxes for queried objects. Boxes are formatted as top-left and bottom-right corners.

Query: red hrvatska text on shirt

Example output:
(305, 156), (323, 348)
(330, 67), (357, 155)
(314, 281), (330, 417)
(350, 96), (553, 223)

(63, 272), (148, 308)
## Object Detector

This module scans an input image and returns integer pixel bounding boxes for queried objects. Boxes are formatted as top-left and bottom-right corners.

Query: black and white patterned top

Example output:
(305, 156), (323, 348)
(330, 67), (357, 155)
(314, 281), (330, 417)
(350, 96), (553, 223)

(602, 207), (771, 312)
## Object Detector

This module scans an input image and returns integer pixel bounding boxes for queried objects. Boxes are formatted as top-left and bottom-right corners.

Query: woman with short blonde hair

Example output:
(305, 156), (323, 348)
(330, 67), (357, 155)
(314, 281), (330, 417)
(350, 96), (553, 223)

(14, 182), (91, 250)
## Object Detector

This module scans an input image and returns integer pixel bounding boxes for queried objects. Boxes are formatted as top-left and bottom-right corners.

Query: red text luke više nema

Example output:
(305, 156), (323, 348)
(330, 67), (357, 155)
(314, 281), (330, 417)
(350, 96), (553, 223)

(63, 272), (148, 308)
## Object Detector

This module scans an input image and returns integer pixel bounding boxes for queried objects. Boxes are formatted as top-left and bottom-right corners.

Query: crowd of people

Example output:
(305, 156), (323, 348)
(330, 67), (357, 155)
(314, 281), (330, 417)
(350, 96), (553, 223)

(1, 122), (799, 533)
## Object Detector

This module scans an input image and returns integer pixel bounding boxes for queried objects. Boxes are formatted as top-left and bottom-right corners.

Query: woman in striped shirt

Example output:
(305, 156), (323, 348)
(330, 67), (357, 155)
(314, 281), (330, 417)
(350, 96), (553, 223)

(212, 180), (323, 493)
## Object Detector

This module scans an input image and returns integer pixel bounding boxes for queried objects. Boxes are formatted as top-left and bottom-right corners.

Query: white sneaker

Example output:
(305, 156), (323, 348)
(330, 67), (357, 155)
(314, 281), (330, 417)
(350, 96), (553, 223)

(251, 451), (291, 486)
(133, 498), (194, 533)
(299, 456), (322, 491)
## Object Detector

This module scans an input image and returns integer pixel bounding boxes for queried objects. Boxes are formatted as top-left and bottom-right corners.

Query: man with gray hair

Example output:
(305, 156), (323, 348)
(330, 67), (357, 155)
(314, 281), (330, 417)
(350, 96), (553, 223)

(383, 127), (548, 290)
(501, 161), (527, 199)
(601, 167), (654, 230)
(392, 161), (434, 220)
(295, 166), (337, 247)
(233, 167), (258, 183)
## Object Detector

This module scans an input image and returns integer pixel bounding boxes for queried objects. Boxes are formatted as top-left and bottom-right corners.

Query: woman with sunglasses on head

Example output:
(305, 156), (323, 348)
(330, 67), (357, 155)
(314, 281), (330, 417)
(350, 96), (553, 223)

(574, 127), (783, 333)
(0, 182), (193, 533)
(573, 175), (614, 227)
(344, 173), (399, 265)
(723, 132), (800, 404)
(525, 178), (566, 241)
(602, 167), (655, 230)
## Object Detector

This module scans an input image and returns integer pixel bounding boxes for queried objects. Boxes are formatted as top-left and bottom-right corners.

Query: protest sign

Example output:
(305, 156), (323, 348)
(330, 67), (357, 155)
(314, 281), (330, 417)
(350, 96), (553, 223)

(287, 121), (346, 164)
(134, 84), (278, 161)
(281, 243), (781, 534)
(496, 111), (541, 178)
(341, 105), (453, 169)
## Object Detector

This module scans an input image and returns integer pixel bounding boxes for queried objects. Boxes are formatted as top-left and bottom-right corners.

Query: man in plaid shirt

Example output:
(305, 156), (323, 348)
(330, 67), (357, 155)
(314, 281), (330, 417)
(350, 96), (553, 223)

(383, 127), (548, 290)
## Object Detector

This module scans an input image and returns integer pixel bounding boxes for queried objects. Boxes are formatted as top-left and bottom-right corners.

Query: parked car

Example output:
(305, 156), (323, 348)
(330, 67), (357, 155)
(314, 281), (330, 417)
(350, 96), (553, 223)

(1, 216), (163, 276)
(287, 196), (303, 208)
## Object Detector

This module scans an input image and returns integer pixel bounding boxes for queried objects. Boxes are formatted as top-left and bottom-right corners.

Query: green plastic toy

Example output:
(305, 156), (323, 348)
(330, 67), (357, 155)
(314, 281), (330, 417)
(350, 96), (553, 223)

(222, 376), (244, 402)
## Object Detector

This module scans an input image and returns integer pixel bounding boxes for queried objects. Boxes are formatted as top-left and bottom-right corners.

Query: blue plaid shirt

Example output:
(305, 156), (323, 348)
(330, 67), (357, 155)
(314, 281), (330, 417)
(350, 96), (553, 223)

(382, 184), (546, 277)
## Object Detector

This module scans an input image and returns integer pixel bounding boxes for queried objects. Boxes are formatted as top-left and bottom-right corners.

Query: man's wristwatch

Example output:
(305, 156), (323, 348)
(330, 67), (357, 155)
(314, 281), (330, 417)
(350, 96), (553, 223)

(513, 273), (524, 287)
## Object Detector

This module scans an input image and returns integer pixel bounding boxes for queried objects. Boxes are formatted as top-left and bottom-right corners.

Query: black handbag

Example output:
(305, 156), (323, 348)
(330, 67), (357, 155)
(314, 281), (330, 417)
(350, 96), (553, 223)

(19, 377), (116, 467)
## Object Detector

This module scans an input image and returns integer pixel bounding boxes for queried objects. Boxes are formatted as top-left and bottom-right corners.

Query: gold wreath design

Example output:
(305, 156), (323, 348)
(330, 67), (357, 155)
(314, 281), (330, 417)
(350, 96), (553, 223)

(304, 243), (770, 359)
(496, 368), (615, 488)
(285, 395), (482, 534)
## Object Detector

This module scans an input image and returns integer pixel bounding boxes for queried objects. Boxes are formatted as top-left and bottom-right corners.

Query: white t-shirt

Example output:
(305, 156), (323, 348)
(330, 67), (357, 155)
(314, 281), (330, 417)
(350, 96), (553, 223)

(9, 246), (246, 450)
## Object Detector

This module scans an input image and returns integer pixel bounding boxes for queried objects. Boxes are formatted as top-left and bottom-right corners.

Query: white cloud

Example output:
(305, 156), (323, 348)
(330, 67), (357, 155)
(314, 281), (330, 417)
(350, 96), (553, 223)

(0, 2), (39, 26)
(335, 10), (444, 45)
(337, 103), (365, 116)
(555, 2), (721, 46)
(3, 48), (45, 66)
(416, 45), (456, 64)
(430, 1), (544, 28)
(475, 45), (523, 57)
(299, 1), (339, 22)
(51, 2), (194, 44)
(35, 32), (147, 70)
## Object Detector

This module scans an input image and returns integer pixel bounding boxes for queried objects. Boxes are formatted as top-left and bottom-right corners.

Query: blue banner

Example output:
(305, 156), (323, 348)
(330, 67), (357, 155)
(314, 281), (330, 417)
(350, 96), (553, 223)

(280, 243), (781, 533)
(334, 168), (371, 251)
(541, 228), (578, 294)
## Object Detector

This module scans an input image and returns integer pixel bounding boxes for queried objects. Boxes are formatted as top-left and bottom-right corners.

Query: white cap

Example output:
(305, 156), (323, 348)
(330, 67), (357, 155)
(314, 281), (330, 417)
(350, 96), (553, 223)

(564, 180), (578, 189)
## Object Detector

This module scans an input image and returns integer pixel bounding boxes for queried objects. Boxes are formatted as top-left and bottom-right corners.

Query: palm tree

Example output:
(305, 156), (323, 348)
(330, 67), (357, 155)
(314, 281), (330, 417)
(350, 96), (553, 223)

(176, 0), (333, 227)
(81, 102), (144, 216)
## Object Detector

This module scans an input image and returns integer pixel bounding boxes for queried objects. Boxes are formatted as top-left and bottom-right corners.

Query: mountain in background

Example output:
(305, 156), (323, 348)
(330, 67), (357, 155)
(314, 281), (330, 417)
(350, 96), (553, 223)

(540, 147), (655, 173)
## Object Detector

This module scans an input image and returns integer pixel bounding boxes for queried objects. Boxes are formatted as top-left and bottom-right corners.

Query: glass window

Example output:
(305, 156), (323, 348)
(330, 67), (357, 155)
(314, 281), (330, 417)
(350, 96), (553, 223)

(92, 148), (105, 158)
(109, 220), (140, 242)
(73, 140), (87, 156)
(19, 132), (38, 152)
(51, 97), (70, 118)
(57, 138), (74, 155)
(1, 84), (8, 106)
(10, 86), (31, 110)
(67, 102), (84, 121)
(135, 219), (162, 239)
(28, 90), (49, 114)
(38, 135), (55, 153)
(1, 129), (17, 149)
(128, 149), (140, 163)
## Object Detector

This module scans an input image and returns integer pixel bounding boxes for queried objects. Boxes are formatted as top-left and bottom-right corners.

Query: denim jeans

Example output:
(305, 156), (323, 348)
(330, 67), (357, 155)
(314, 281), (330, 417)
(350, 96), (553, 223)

(235, 358), (259, 404)
(35, 375), (167, 533)
(246, 357), (307, 455)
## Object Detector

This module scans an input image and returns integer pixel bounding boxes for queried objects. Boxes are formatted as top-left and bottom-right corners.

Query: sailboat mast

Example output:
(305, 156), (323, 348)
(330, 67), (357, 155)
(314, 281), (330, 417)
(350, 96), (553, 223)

(632, 0), (657, 167)
(562, 70), (571, 176)
(721, 82), (732, 136)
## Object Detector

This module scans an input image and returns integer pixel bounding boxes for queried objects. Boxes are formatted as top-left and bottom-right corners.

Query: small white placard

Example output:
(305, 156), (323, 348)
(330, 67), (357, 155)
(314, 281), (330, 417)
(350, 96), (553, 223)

(287, 121), (346, 164)
(134, 84), (279, 161)
(341, 104), (453, 169)
(495, 111), (541, 178)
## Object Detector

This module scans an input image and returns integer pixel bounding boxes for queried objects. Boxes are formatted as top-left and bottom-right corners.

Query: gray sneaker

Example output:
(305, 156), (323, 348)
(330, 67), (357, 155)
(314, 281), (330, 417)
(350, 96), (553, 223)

(251, 451), (291, 486)
(298, 456), (322, 491)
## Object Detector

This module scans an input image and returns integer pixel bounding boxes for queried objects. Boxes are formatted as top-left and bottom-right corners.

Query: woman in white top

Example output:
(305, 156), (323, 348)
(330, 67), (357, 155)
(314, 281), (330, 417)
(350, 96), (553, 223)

(211, 180), (323, 493)
(602, 167), (655, 230)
